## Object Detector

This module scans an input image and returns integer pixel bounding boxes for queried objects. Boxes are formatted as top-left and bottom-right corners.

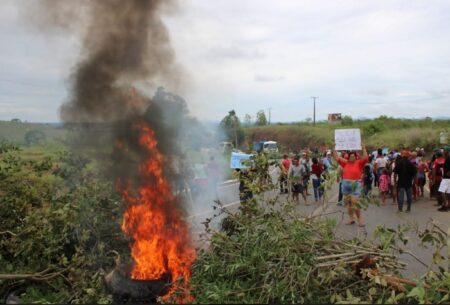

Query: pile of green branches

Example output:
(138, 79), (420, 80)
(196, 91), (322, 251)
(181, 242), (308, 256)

(190, 201), (404, 304)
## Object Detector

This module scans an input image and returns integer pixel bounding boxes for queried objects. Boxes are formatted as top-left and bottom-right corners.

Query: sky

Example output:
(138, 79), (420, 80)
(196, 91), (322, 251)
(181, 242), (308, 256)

(1, 0), (450, 123)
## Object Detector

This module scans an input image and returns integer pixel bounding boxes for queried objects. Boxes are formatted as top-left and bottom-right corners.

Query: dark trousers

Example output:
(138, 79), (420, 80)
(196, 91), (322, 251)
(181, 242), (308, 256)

(279, 176), (288, 193)
(364, 184), (372, 196)
(312, 178), (323, 199)
(397, 187), (412, 211)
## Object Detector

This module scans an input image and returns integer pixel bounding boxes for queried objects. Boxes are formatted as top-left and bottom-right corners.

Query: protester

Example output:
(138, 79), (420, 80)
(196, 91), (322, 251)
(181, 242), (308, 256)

(417, 158), (428, 198)
(394, 150), (417, 212)
(322, 151), (333, 173)
(390, 155), (401, 205)
(300, 151), (312, 196)
(409, 151), (419, 201)
(362, 160), (374, 196)
(288, 157), (308, 205)
(437, 147), (450, 211)
(379, 168), (390, 205)
(311, 157), (324, 203)
(332, 144), (368, 226)
(431, 150), (446, 209)
(374, 148), (387, 187)
(279, 154), (291, 194)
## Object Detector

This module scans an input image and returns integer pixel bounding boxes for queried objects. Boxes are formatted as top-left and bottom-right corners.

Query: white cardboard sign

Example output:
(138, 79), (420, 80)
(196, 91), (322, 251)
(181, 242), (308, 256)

(334, 128), (362, 151)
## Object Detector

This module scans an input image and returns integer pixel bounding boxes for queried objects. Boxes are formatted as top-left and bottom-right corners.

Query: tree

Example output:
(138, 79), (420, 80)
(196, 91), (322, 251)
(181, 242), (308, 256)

(243, 114), (252, 126)
(220, 110), (244, 147)
(341, 115), (353, 126)
(11, 118), (21, 123)
(255, 110), (268, 126)
(305, 117), (312, 123)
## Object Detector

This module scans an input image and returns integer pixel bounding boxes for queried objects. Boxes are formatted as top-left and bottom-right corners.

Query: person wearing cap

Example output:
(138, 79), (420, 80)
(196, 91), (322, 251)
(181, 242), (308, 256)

(431, 150), (446, 209)
(436, 147), (450, 211)
(322, 151), (333, 173)
(394, 150), (417, 212)
(332, 144), (368, 226)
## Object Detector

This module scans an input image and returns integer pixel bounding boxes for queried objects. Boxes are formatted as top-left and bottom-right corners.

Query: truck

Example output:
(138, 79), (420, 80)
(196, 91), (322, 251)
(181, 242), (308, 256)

(253, 141), (279, 153)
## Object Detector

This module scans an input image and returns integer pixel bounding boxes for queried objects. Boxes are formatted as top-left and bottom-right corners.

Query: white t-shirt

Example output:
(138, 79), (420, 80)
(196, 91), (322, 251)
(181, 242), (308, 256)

(375, 157), (387, 168)
(289, 164), (305, 183)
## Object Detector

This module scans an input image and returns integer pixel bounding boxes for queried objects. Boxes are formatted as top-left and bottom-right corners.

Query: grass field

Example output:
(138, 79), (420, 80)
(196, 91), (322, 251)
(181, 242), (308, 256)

(243, 116), (450, 152)
(0, 121), (67, 145)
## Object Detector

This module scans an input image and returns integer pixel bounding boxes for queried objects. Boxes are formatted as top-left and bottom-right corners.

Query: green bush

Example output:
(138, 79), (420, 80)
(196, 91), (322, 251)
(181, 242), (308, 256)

(0, 144), (128, 303)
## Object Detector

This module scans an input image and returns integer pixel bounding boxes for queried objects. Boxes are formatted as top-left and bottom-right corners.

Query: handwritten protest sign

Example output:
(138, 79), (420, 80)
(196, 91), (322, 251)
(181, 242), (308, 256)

(230, 152), (253, 169)
(334, 128), (361, 151)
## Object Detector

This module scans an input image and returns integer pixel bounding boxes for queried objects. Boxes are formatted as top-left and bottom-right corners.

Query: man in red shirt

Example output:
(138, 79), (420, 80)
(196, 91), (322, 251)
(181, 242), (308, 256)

(332, 144), (368, 226)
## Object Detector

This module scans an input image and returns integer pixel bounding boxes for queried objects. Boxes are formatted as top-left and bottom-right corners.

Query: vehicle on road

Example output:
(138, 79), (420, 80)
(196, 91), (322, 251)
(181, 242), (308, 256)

(253, 141), (279, 153)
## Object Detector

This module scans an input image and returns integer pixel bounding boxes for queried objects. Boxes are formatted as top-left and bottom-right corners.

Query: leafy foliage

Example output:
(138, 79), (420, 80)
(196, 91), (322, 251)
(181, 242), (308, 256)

(0, 142), (129, 303)
(220, 110), (245, 147)
(255, 110), (268, 126)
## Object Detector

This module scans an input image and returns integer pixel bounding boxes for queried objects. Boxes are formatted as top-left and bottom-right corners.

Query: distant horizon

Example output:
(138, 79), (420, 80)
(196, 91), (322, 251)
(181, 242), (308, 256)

(2, 115), (450, 125)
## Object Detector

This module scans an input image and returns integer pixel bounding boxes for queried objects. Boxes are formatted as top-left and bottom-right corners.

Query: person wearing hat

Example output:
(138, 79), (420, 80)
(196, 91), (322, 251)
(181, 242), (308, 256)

(436, 146), (450, 211)
(393, 150), (417, 212)
(332, 144), (368, 226)
(322, 151), (333, 173)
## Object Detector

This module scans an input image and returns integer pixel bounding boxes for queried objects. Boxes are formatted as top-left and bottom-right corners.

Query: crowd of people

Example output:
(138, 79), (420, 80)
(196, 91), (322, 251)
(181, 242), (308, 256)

(278, 145), (450, 226)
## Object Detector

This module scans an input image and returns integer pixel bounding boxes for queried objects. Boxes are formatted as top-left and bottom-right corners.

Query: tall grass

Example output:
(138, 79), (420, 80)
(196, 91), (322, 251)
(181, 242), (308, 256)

(244, 118), (450, 152)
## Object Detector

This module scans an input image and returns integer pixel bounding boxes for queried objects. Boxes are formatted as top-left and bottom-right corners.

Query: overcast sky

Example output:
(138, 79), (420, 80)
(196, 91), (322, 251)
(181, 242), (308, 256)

(1, 0), (450, 123)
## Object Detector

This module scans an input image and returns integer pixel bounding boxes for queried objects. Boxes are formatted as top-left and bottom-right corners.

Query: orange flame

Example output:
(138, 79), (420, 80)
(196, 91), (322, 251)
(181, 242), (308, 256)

(120, 121), (196, 303)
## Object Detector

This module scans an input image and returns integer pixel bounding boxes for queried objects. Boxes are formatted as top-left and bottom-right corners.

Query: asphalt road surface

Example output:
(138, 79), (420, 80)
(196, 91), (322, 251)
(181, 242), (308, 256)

(186, 166), (450, 280)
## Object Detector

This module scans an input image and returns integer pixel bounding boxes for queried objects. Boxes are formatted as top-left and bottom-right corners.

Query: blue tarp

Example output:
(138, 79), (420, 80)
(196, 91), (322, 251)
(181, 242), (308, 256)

(230, 152), (253, 169)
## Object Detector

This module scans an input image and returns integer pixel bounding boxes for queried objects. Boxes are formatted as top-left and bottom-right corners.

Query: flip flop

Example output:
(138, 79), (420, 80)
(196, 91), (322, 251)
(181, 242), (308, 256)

(358, 223), (366, 227)
(345, 220), (355, 225)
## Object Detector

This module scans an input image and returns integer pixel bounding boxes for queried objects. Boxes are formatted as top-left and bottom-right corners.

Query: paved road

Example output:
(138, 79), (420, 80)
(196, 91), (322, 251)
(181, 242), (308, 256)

(186, 167), (450, 279)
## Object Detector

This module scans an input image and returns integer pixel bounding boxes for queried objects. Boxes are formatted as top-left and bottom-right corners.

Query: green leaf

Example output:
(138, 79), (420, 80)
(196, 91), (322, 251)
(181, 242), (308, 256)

(407, 287), (425, 301)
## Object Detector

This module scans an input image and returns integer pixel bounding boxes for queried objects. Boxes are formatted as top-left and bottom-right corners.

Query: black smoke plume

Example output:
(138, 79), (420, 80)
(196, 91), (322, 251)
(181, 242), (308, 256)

(25, 0), (192, 186)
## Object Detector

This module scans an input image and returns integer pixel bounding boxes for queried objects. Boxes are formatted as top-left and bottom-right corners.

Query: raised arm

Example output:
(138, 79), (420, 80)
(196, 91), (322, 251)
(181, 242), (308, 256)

(332, 149), (339, 162)
(361, 143), (368, 160)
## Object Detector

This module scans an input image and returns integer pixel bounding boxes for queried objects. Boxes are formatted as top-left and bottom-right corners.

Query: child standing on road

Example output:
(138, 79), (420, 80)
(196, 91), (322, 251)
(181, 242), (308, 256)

(417, 159), (428, 197)
(379, 168), (390, 205)
(311, 157), (324, 203)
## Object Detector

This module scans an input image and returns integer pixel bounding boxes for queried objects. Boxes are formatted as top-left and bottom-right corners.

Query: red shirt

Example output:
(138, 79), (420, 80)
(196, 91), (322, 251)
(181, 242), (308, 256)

(311, 163), (324, 178)
(282, 159), (291, 172)
(433, 157), (446, 182)
(338, 157), (368, 180)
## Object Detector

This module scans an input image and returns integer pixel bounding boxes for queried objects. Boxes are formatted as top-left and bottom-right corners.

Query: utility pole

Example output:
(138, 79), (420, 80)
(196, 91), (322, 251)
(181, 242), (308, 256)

(311, 96), (318, 126)
(267, 108), (271, 125)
